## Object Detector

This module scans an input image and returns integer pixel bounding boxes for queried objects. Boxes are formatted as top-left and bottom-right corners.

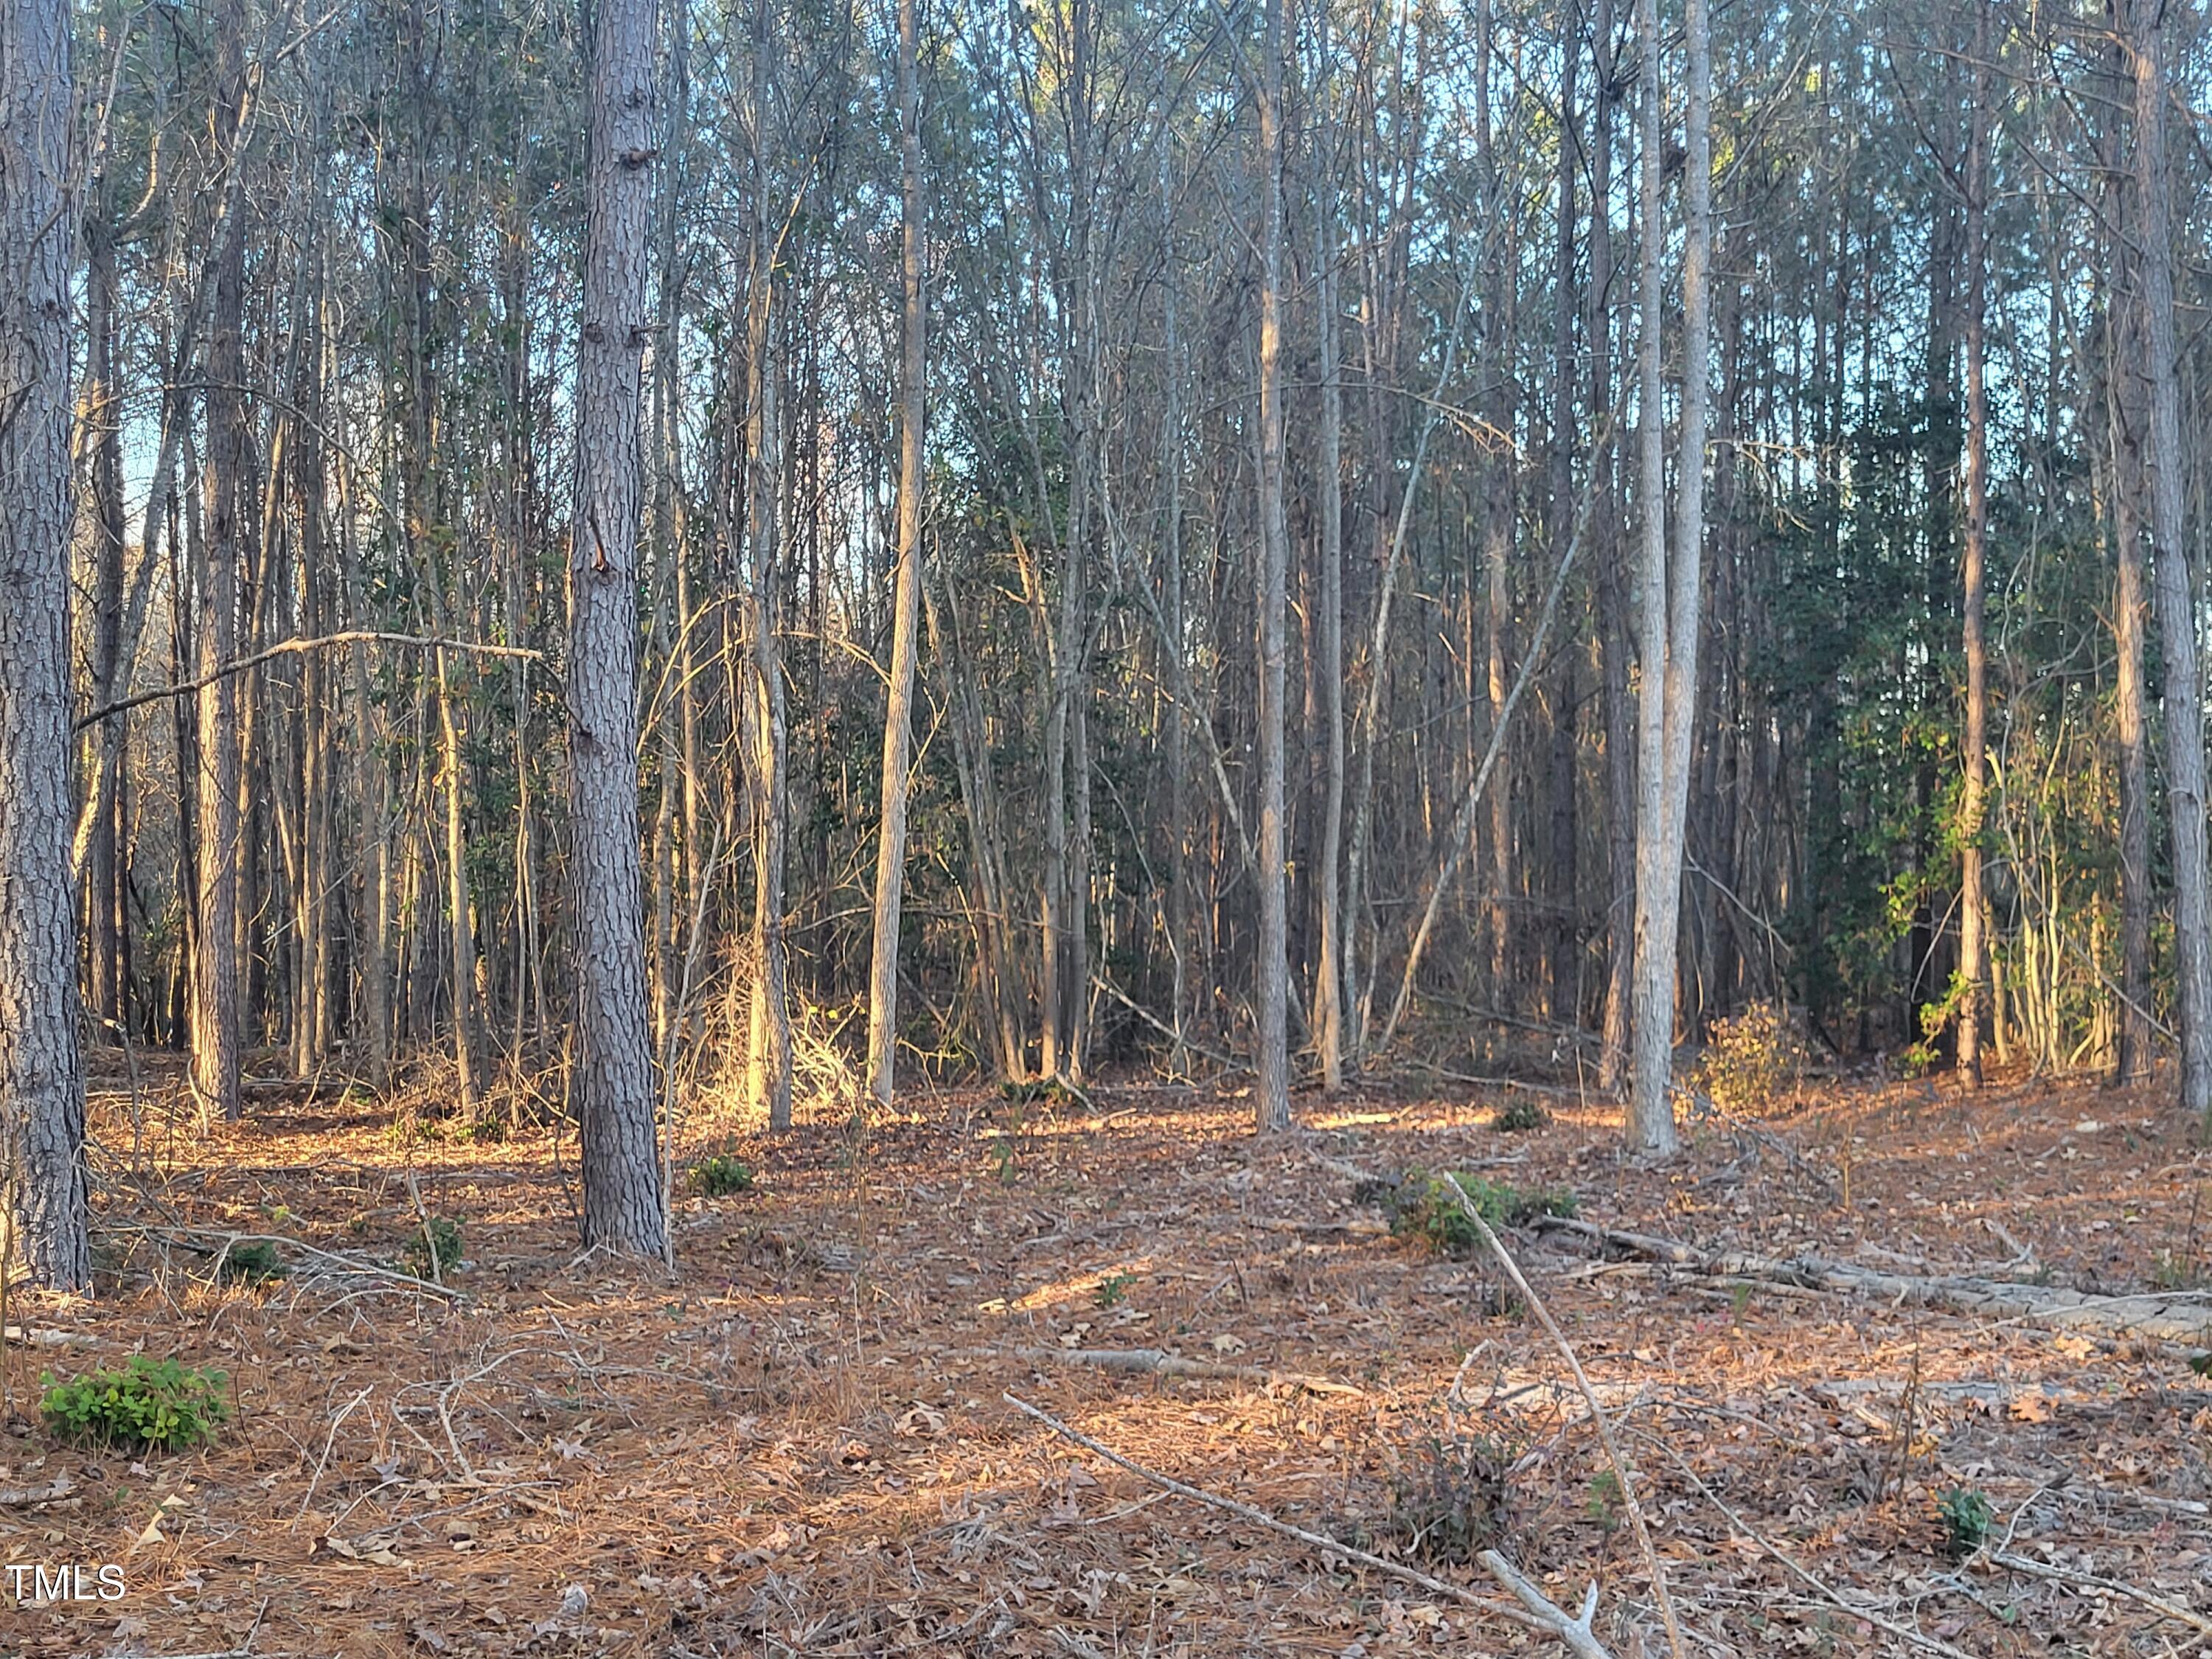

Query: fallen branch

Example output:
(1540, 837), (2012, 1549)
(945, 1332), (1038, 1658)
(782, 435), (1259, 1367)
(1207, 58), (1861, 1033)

(1018, 1345), (1360, 1397)
(1441, 1178), (1686, 1659)
(1479, 1551), (1610, 1659)
(106, 1223), (461, 1301)
(1989, 1550), (2212, 1637)
(1639, 1430), (1977, 1659)
(1535, 1216), (2212, 1345)
(1002, 1391), (1566, 1644)
(0, 1474), (77, 1506)
(1245, 1215), (1390, 1238)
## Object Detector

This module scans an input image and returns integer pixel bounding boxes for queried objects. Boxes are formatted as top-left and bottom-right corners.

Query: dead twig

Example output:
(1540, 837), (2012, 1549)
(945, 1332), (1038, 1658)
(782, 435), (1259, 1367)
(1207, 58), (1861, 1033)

(1002, 1391), (1557, 1642)
(291, 1385), (375, 1528)
(1478, 1551), (1610, 1659)
(105, 1222), (459, 1300)
(1639, 1430), (1978, 1659)
(1018, 1345), (1361, 1396)
(1988, 1550), (2212, 1637)
(1441, 1176), (1687, 1659)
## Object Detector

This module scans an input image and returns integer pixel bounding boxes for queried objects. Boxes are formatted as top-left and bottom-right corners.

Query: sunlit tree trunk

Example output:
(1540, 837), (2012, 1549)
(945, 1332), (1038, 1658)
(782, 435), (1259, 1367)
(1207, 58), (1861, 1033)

(1311, 55), (1346, 1096)
(569, 0), (668, 1256)
(742, 0), (793, 1131)
(867, 0), (928, 1108)
(1253, 0), (1292, 1132)
(195, 0), (249, 1124)
(1956, 0), (1990, 1085)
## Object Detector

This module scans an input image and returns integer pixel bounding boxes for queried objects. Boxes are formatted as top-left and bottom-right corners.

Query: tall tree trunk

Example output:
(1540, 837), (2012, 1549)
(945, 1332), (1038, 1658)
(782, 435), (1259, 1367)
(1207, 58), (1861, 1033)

(1311, 63), (1346, 1095)
(84, 178), (130, 1040)
(742, 0), (793, 1130)
(1630, 0), (1708, 1155)
(867, 0), (927, 1107)
(0, 0), (91, 1288)
(292, 234), (332, 1072)
(195, 0), (249, 1124)
(570, 0), (669, 1256)
(2107, 149), (2154, 1085)
(2129, 0), (2212, 1126)
(1956, 0), (1990, 1084)
(1545, 18), (1582, 1020)
(1590, 0), (1633, 1094)
(1253, 0), (1292, 1132)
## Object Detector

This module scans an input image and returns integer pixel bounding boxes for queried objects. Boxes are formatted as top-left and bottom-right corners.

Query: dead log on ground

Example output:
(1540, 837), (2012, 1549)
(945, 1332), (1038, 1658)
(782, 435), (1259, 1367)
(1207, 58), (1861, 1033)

(1535, 1216), (2212, 1346)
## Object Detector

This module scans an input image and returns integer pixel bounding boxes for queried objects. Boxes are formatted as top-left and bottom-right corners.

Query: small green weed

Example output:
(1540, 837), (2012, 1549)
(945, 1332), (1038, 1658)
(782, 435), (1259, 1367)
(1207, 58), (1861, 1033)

(1095, 1273), (1133, 1309)
(1386, 1170), (1577, 1256)
(990, 1136), (1019, 1185)
(1490, 1098), (1549, 1133)
(1938, 1486), (1993, 1559)
(1585, 1469), (1624, 1534)
(41, 1356), (230, 1453)
(215, 1240), (285, 1285)
(690, 1155), (756, 1197)
(401, 1215), (464, 1279)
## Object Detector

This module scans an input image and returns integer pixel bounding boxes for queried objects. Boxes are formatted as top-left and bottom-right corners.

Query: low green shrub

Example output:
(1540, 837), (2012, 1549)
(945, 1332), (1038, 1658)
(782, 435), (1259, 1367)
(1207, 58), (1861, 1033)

(690, 1155), (757, 1197)
(215, 1240), (285, 1284)
(1387, 1171), (1578, 1256)
(41, 1356), (230, 1453)
(401, 1215), (464, 1279)
(1938, 1486), (1992, 1559)
(1490, 1098), (1549, 1133)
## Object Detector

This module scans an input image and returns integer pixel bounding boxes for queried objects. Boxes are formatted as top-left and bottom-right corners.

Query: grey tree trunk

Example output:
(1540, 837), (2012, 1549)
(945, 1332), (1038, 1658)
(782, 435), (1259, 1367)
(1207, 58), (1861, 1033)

(1589, 0), (1634, 1096)
(84, 181), (130, 1040)
(569, 0), (668, 1256)
(1253, 0), (1292, 1133)
(195, 0), (249, 1124)
(0, 0), (91, 1289)
(867, 0), (927, 1108)
(741, 0), (792, 1131)
(2129, 0), (2212, 1126)
(1629, 0), (1710, 1155)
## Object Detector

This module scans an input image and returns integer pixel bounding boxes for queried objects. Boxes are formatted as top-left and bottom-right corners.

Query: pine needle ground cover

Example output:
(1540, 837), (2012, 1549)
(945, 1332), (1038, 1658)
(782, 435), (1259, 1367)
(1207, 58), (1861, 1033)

(4, 1062), (2208, 1655)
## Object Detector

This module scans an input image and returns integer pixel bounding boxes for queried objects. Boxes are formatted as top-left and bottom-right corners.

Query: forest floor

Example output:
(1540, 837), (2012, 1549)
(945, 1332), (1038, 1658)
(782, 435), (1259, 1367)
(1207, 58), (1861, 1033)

(4, 1060), (2211, 1658)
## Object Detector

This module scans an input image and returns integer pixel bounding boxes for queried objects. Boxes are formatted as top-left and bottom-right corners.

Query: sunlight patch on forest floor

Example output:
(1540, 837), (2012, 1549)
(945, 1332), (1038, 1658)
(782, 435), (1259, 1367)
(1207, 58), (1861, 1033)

(3, 1064), (2209, 1655)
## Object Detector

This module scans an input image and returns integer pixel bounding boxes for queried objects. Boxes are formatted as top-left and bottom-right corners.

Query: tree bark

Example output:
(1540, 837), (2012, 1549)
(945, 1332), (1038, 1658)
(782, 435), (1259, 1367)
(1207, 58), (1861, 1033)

(1590, 0), (1633, 1095)
(741, 0), (793, 1130)
(1955, 0), (1990, 1084)
(569, 0), (669, 1256)
(1253, 0), (1292, 1132)
(83, 177), (130, 1040)
(867, 0), (928, 1108)
(1311, 53), (1346, 1096)
(0, 0), (91, 1288)
(1629, 0), (1708, 1155)
(2129, 0), (2212, 1126)
(195, 0), (249, 1124)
